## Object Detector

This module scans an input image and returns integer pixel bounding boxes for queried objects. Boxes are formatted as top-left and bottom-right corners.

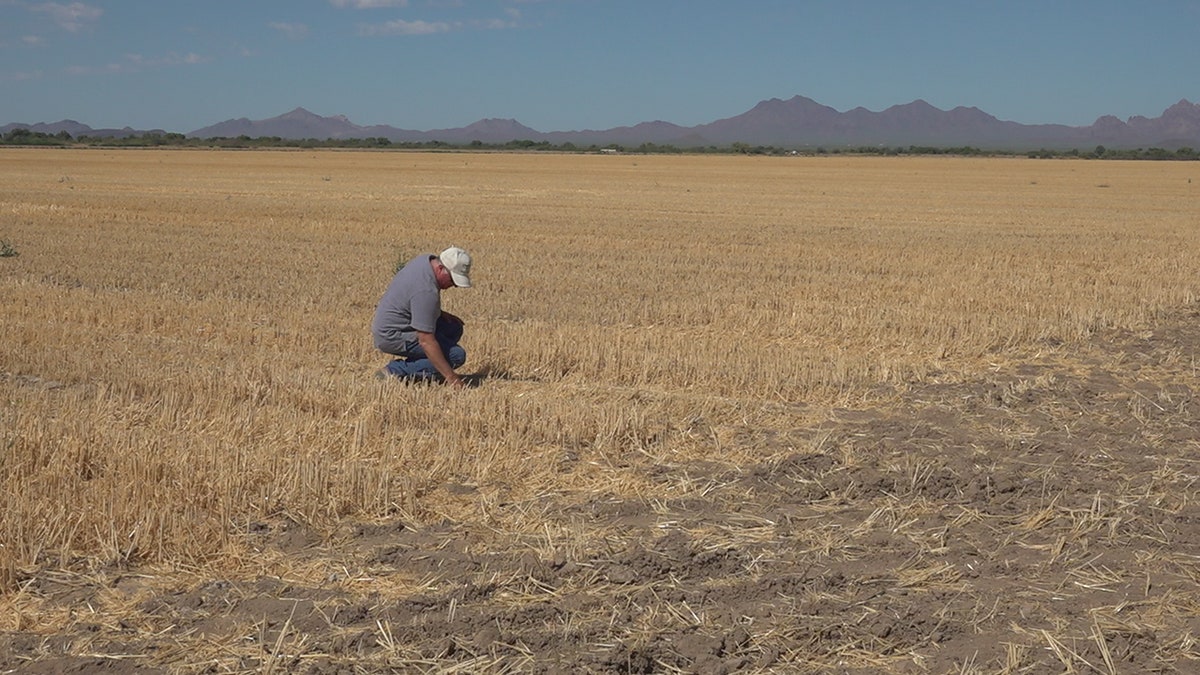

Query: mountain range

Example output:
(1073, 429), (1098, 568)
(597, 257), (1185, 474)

(5, 95), (1200, 150)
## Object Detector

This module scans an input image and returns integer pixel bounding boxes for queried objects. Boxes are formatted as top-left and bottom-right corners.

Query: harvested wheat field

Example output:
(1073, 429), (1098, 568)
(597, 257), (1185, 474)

(1, 148), (1199, 673)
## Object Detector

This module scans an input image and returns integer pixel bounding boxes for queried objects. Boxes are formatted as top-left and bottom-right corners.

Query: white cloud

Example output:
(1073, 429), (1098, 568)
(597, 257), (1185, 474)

(22, 34), (45, 46)
(358, 19), (454, 36)
(127, 52), (208, 68)
(65, 62), (120, 75)
(268, 21), (310, 40)
(478, 16), (518, 30)
(65, 52), (209, 76)
(330, 0), (408, 8)
(1, 69), (44, 82)
(357, 12), (523, 36)
(29, 1), (102, 32)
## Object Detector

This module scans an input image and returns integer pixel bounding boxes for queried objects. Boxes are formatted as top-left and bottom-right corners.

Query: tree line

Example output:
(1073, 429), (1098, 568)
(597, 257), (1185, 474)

(1, 127), (1197, 160)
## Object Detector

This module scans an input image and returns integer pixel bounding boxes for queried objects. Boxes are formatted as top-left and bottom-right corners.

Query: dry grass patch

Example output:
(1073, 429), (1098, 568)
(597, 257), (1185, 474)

(2, 148), (1199, 671)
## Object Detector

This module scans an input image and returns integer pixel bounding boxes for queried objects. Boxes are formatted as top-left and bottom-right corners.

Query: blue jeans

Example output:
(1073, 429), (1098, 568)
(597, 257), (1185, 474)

(383, 316), (467, 381)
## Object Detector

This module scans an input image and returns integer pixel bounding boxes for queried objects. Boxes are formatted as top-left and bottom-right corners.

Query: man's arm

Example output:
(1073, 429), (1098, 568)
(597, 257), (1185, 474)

(416, 330), (464, 388)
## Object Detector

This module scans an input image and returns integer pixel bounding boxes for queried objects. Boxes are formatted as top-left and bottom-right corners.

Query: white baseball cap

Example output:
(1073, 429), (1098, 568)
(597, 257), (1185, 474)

(439, 247), (472, 288)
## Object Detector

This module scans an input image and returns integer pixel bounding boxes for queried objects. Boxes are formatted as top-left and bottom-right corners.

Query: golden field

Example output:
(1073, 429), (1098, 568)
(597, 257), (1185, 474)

(1, 148), (1199, 672)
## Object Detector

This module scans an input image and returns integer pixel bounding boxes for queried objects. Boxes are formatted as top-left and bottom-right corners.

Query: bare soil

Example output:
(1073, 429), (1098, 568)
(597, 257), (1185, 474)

(4, 307), (1200, 673)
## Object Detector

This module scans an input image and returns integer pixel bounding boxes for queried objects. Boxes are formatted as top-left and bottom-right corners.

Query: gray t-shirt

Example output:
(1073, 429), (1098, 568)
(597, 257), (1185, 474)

(371, 254), (440, 353)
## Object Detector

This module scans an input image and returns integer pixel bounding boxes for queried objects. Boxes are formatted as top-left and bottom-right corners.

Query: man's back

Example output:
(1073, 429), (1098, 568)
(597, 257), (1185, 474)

(371, 254), (440, 352)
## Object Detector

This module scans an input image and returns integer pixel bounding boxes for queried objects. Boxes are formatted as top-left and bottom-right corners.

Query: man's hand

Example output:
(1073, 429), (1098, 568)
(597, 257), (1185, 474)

(446, 376), (467, 390)
(416, 330), (462, 386)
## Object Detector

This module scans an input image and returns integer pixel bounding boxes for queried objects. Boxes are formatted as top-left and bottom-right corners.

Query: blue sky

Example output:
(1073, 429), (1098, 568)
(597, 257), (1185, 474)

(3, 0), (1198, 133)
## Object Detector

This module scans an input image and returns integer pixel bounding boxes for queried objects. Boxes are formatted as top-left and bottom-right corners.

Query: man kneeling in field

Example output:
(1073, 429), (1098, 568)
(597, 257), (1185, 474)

(372, 246), (472, 389)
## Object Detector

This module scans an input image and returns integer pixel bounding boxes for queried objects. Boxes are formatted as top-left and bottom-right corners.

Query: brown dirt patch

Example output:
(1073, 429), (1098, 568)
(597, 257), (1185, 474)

(4, 309), (1200, 673)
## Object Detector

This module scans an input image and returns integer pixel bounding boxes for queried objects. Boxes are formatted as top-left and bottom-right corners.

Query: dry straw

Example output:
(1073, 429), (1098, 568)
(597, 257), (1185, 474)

(2, 149), (1199, 613)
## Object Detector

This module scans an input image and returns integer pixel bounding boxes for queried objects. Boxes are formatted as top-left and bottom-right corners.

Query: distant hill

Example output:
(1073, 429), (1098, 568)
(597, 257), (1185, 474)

(185, 98), (1200, 150)
(0, 119), (165, 139)
(5, 96), (1199, 150)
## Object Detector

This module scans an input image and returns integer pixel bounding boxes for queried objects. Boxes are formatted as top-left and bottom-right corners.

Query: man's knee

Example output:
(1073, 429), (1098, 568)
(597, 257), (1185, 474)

(447, 345), (467, 369)
(437, 316), (465, 343)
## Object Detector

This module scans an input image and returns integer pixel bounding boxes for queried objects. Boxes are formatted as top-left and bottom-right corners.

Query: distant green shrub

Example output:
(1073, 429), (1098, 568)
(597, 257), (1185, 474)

(394, 251), (407, 275)
(0, 240), (18, 258)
